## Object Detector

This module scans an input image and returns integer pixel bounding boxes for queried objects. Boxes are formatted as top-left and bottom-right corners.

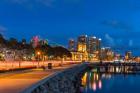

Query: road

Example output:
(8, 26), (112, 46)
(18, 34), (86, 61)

(0, 64), (76, 93)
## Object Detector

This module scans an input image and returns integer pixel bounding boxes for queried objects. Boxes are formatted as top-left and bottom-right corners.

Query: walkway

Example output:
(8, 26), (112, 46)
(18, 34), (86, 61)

(0, 64), (77, 93)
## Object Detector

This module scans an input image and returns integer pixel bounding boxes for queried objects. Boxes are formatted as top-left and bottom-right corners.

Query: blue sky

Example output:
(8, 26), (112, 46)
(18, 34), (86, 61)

(0, 0), (140, 55)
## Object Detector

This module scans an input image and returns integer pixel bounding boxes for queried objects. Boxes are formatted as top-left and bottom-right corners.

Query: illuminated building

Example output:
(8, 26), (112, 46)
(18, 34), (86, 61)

(114, 53), (121, 60)
(77, 35), (87, 52)
(69, 35), (103, 61)
(101, 47), (114, 61)
(71, 51), (88, 61)
(71, 51), (83, 61)
(30, 36), (40, 48)
(77, 35), (88, 60)
(68, 39), (75, 51)
(125, 51), (132, 61)
(78, 35), (87, 44)
(96, 38), (101, 51)
(134, 57), (140, 62)
(87, 36), (97, 53)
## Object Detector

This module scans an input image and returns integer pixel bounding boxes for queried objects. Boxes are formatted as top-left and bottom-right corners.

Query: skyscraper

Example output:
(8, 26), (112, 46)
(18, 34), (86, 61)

(96, 38), (102, 51)
(77, 35), (87, 52)
(87, 36), (97, 53)
(68, 39), (75, 51)
(125, 51), (132, 60)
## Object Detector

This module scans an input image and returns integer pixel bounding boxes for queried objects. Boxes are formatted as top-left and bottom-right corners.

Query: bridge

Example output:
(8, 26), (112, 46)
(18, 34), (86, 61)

(88, 62), (140, 74)
(88, 62), (140, 67)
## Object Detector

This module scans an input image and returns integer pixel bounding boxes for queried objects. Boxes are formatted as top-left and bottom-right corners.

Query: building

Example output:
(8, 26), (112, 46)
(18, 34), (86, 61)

(125, 51), (132, 61)
(78, 35), (87, 44)
(77, 35), (87, 52)
(68, 35), (103, 62)
(30, 36), (40, 48)
(87, 36), (97, 53)
(101, 47), (114, 61)
(96, 38), (101, 51)
(68, 39), (75, 51)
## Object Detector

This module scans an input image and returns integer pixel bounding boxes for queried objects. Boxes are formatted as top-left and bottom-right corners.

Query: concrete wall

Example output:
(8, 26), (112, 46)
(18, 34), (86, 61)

(22, 64), (87, 93)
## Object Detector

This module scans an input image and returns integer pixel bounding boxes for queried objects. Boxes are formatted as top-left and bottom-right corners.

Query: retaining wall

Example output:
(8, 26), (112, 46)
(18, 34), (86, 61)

(22, 63), (88, 93)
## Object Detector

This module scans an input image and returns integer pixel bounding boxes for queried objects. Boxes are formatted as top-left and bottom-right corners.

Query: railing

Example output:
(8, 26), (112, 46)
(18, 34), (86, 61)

(0, 61), (81, 70)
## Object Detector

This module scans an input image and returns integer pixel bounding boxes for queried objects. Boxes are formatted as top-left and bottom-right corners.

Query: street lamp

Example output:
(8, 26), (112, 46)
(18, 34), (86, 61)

(37, 51), (41, 68)
(37, 52), (41, 55)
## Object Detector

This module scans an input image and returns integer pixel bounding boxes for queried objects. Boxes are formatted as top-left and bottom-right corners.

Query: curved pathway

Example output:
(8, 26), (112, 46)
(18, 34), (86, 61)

(0, 65), (76, 93)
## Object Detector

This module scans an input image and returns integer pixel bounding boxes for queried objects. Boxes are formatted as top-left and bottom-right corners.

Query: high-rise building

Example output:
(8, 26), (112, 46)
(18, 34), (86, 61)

(77, 35), (87, 52)
(101, 47), (114, 61)
(30, 36), (40, 48)
(96, 38), (102, 51)
(78, 35), (87, 43)
(69, 35), (103, 61)
(87, 36), (97, 53)
(68, 39), (75, 51)
(125, 51), (132, 60)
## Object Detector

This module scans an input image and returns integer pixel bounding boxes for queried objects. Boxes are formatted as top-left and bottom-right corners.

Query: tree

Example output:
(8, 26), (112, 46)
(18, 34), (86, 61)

(0, 34), (6, 45)
(22, 38), (26, 45)
(8, 38), (18, 49)
(52, 46), (72, 58)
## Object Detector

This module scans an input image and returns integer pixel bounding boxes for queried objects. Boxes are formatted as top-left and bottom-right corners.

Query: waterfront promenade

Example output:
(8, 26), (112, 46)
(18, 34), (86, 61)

(0, 62), (79, 93)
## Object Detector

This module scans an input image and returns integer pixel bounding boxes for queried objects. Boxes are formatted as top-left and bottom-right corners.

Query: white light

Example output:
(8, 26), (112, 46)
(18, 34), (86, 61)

(102, 47), (105, 50)
(99, 38), (102, 41)
(93, 36), (96, 39)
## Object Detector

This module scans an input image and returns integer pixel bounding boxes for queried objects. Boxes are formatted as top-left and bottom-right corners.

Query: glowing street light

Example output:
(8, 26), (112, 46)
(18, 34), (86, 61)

(37, 51), (41, 68)
(37, 52), (41, 55)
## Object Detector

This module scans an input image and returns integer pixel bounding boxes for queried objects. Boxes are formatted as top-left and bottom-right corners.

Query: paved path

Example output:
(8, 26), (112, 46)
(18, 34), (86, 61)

(0, 64), (76, 93)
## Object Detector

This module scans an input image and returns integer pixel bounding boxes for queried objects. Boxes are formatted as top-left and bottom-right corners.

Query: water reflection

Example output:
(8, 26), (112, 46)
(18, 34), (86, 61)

(81, 72), (108, 92)
(81, 66), (140, 93)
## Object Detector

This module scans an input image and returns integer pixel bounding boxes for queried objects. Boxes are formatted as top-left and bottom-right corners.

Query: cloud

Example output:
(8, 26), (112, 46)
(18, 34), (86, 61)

(105, 34), (115, 46)
(0, 26), (7, 32)
(102, 20), (132, 31)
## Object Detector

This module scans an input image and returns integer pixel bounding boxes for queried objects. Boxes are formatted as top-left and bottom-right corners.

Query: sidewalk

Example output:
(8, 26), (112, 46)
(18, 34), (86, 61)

(0, 64), (77, 93)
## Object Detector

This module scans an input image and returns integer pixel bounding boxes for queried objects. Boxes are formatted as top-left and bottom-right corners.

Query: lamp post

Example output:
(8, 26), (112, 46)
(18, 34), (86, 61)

(37, 51), (41, 68)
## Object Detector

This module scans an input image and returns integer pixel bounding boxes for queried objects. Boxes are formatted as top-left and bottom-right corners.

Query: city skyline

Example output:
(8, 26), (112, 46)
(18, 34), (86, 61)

(0, 0), (140, 55)
(1, 1), (140, 93)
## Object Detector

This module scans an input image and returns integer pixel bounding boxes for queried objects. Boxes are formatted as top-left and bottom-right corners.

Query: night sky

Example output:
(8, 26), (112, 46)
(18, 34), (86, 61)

(0, 0), (140, 55)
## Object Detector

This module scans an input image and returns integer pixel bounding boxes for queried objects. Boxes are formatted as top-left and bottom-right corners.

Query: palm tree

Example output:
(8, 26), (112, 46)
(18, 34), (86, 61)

(0, 34), (6, 45)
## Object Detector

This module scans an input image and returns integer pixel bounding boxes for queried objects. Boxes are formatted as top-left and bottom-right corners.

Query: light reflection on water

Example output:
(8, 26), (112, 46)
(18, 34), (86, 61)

(81, 67), (140, 93)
